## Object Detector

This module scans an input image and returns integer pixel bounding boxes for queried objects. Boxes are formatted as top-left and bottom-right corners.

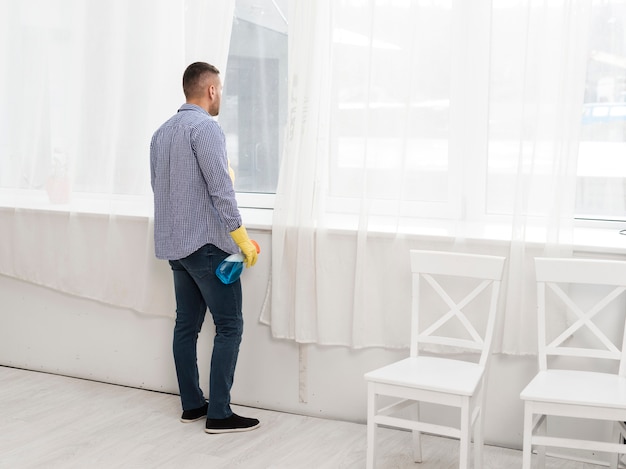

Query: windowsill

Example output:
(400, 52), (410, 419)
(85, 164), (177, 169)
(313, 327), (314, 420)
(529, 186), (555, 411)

(319, 213), (626, 254)
(0, 190), (155, 219)
(0, 189), (274, 232)
(572, 224), (626, 254)
(1, 190), (625, 254)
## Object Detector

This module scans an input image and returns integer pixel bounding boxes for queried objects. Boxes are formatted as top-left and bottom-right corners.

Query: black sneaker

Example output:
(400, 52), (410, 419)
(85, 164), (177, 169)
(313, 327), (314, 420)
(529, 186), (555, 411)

(205, 413), (260, 434)
(180, 402), (208, 423)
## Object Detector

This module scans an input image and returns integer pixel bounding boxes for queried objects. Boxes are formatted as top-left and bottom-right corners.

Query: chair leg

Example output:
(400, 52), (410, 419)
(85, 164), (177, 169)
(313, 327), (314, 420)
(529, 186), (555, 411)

(537, 416), (546, 469)
(474, 410), (484, 469)
(522, 404), (533, 469)
(411, 429), (422, 464)
(459, 401), (470, 469)
(411, 401), (422, 463)
(366, 385), (376, 469)
(609, 421), (621, 469)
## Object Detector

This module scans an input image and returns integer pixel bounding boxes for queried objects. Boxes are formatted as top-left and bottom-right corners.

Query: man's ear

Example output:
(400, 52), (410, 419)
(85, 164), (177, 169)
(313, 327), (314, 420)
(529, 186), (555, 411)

(208, 84), (216, 99)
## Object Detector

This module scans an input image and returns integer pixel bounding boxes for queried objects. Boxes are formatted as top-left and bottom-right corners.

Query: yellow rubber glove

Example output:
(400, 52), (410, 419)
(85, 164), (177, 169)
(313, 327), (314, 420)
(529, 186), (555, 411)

(230, 225), (258, 267)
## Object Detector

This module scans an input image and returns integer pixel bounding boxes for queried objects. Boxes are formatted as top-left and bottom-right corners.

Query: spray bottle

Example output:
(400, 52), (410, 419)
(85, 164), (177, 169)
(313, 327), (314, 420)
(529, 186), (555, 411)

(216, 240), (260, 284)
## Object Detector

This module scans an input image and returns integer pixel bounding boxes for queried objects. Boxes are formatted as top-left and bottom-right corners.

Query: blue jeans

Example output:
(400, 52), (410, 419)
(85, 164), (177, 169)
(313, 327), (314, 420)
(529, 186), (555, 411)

(168, 244), (243, 419)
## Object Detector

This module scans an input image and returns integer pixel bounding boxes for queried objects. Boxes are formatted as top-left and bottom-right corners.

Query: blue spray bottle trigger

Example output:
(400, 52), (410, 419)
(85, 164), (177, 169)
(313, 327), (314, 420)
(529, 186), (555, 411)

(215, 240), (260, 284)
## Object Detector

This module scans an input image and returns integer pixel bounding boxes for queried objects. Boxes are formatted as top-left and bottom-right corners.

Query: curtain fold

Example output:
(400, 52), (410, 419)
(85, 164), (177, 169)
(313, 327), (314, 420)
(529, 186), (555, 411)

(494, 0), (591, 354)
(264, 0), (591, 353)
(261, 0), (333, 341)
(0, 0), (235, 316)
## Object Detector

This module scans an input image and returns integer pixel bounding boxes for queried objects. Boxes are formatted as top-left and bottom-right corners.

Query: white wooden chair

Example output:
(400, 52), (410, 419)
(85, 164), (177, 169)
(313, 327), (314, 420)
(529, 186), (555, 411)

(364, 250), (506, 469)
(520, 257), (626, 469)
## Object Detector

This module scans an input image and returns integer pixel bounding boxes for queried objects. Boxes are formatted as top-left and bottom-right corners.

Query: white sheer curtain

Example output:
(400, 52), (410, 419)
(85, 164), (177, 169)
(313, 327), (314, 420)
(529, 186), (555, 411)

(0, 0), (235, 316)
(263, 0), (591, 353)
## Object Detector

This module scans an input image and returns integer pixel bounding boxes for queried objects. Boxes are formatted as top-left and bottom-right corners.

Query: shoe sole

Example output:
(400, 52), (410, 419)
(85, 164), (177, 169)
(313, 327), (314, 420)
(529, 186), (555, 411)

(204, 422), (261, 434)
(180, 415), (206, 423)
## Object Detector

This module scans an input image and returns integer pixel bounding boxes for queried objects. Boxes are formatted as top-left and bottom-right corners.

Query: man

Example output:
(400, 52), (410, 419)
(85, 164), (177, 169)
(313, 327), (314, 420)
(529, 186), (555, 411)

(150, 61), (260, 434)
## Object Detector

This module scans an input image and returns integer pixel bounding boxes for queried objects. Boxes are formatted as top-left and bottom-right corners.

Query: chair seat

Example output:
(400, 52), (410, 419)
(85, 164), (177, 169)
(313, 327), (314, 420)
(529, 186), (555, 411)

(364, 356), (484, 396)
(520, 369), (626, 409)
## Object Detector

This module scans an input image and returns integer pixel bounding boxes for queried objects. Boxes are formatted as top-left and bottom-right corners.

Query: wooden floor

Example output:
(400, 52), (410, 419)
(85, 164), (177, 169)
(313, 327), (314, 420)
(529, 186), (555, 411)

(0, 366), (609, 469)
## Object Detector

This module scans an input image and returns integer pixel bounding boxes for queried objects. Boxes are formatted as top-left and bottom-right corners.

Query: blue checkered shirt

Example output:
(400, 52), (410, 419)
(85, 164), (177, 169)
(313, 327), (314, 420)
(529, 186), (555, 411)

(150, 104), (241, 260)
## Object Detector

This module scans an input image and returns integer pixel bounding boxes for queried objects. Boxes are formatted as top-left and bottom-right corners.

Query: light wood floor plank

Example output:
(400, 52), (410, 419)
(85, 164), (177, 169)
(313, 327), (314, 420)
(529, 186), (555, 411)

(0, 366), (609, 468)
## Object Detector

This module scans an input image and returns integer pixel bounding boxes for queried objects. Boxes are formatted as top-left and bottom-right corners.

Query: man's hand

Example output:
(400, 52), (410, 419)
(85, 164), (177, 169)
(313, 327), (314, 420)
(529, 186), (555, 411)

(230, 225), (258, 267)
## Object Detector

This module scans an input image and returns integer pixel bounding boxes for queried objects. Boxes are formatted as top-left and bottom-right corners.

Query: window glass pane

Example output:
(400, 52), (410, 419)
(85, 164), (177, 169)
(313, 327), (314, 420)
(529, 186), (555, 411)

(576, 0), (626, 220)
(222, 0), (288, 194)
(330, 1), (452, 212)
(485, 3), (577, 217)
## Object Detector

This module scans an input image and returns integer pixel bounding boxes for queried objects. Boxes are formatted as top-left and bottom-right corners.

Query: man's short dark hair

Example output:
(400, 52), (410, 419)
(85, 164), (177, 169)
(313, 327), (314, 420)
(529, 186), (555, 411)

(182, 62), (220, 99)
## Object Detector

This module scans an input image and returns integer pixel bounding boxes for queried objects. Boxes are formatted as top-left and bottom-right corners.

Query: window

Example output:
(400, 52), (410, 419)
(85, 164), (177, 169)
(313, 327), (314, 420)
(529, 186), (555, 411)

(327, 1), (626, 226)
(222, 0), (288, 202)
(0, 1), (285, 214)
(2, 1), (623, 225)
(330, 1), (460, 221)
(0, 1), (206, 212)
(486, 1), (626, 223)
(576, 2), (626, 221)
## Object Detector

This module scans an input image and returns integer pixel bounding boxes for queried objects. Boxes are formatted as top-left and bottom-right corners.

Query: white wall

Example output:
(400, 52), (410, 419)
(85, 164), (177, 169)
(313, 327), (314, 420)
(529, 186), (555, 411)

(0, 227), (622, 456)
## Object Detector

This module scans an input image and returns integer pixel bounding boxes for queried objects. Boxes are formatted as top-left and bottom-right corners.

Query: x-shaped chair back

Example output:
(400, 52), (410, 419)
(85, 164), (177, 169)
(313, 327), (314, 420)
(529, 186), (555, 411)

(411, 250), (505, 368)
(535, 257), (626, 373)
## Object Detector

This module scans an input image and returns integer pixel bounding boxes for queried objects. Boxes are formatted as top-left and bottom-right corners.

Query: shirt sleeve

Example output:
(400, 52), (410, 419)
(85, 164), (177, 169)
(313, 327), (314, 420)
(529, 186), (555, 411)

(149, 135), (157, 191)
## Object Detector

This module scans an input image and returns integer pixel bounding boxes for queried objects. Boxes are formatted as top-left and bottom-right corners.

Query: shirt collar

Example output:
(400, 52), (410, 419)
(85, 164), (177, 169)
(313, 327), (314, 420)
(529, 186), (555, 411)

(177, 103), (210, 115)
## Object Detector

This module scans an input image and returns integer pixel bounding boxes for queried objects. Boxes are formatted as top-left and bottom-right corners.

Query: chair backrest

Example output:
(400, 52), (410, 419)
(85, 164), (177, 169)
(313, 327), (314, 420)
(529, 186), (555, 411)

(409, 250), (506, 368)
(534, 257), (626, 375)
